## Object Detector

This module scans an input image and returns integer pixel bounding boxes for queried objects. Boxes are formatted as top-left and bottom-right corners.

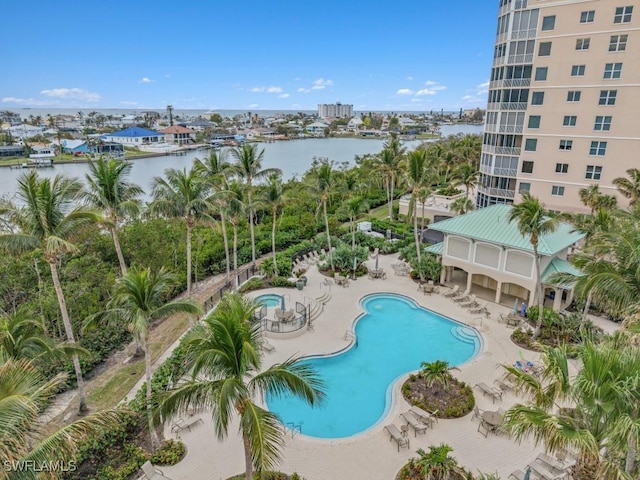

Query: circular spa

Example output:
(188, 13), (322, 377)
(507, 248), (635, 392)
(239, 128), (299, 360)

(266, 293), (481, 439)
(255, 293), (283, 308)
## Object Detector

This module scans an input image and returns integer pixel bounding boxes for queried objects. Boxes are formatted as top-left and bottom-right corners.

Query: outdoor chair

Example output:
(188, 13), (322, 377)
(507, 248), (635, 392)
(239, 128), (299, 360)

(384, 424), (410, 451)
(442, 285), (460, 298)
(452, 293), (471, 304)
(505, 314), (521, 328)
(170, 416), (204, 434)
(470, 405), (485, 422)
(140, 461), (170, 480)
(260, 339), (275, 353)
(400, 412), (428, 436)
(469, 302), (489, 316)
(409, 406), (438, 427)
(474, 382), (503, 403)
(459, 294), (478, 308)
(507, 469), (527, 480)
(477, 420), (490, 438)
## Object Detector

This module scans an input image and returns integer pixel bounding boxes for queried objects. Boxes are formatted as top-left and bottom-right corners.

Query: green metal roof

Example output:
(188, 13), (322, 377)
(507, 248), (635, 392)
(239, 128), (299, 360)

(424, 242), (444, 255)
(541, 257), (583, 288)
(427, 204), (585, 256)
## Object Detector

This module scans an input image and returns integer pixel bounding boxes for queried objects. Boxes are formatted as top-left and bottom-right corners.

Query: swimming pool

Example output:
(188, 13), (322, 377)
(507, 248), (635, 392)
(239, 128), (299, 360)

(255, 293), (283, 308)
(266, 293), (481, 439)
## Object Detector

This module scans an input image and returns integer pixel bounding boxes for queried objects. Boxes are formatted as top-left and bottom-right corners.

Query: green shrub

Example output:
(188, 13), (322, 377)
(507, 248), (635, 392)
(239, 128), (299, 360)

(269, 277), (295, 288)
(150, 439), (186, 466)
(239, 278), (266, 293)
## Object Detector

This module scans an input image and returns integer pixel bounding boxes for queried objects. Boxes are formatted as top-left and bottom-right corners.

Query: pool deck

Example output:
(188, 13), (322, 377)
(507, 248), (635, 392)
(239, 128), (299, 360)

(162, 252), (616, 480)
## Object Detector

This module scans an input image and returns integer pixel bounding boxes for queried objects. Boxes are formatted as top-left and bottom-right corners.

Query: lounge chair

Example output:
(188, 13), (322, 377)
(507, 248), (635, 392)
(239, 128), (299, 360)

(469, 303), (489, 315)
(384, 424), (410, 451)
(260, 339), (275, 353)
(470, 405), (485, 422)
(400, 412), (428, 436)
(140, 461), (171, 480)
(459, 294), (478, 308)
(474, 382), (503, 403)
(452, 293), (470, 304)
(442, 285), (460, 298)
(507, 469), (526, 480)
(528, 460), (566, 480)
(409, 406), (438, 426)
(170, 416), (204, 434)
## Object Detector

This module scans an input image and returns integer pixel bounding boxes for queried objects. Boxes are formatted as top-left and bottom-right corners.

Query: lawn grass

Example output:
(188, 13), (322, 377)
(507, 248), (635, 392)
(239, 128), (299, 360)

(368, 201), (398, 220)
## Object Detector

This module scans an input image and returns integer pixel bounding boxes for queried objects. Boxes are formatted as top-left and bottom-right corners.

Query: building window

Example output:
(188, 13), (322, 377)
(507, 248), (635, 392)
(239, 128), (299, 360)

(614, 6), (633, 23)
(559, 140), (573, 150)
(604, 63), (622, 79)
(580, 10), (595, 23)
(590, 141), (607, 156)
(594, 116), (612, 131)
(522, 161), (534, 174)
(524, 138), (538, 151)
(609, 35), (628, 52)
(599, 90), (617, 105)
(567, 91), (581, 102)
(571, 65), (586, 77)
(531, 92), (544, 105)
(563, 116), (577, 126)
(534, 67), (548, 81)
(575, 38), (590, 50)
(555, 163), (569, 174)
(519, 182), (531, 194)
(551, 185), (565, 196)
(586, 165), (602, 180)
(542, 15), (556, 30)
(528, 115), (541, 129)
(538, 42), (552, 56)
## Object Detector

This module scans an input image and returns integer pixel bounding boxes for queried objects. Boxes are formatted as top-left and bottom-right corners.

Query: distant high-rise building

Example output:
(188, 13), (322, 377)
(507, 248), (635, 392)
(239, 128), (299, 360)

(477, 0), (639, 213)
(318, 103), (353, 119)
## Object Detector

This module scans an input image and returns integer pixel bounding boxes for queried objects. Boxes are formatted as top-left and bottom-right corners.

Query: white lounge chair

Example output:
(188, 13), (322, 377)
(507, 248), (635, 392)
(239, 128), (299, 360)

(409, 406), (438, 426)
(475, 382), (503, 403)
(442, 285), (459, 298)
(140, 461), (171, 480)
(459, 294), (478, 308)
(384, 424), (410, 451)
(400, 412), (428, 436)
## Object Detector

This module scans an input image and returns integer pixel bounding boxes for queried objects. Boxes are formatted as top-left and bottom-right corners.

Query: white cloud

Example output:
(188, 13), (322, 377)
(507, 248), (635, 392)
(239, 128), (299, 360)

(251, 87), (266, 92)
(406, 76), (414, 81)
(247, 103), (259, 109)
(461, 80), (491, 104)
(164, 74), (171, 78)
(415, 88), (437, 96)
(278, 93), (290, 99)
(139, 77), (154, 84)
(120, 101), (139, 106)
(425, 80), (437, 86)
(267, 86), (282, 93)
(311, 78), (334, 90)
(40, 88), (101, 102)
(297, 87), (310, 94)
(462, 95), (474, 101)
(410, 98), (423, 103)
(251, 85), (283, 93)
(1, 96), (54, 106)
(396, 88), (414, 95)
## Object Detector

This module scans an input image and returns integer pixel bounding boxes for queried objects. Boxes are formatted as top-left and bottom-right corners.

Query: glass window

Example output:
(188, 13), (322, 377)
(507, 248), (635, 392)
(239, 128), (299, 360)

(589, 141), (607, 156)
(586, 165), (602, 180)
(604, 63), (623, 79)
(599, 90), (617, 105)
(524, 138), (537, 151)
(609, 35), (628, 52)
(575, 38), (590, 50)
(594, 116), (612, 131)
(542, 15), (556, 30)
(538, 42), (552, 56)
(563, 116), (577, 126)
(559, 140), (573, 150)
(555, 163), (569, 174)
(551, 185), (565, 196)
(614, 6), (633, 23)
(531, 92), (544, 105)
(571, 65), (586, 76)
(519, 182), (531, 194)
(567, 91), (581, 102)
(522, 161), (534, 173)
(580, 10), (595, 23)
(534, 67), (548, 81)
(528, 115), (541, 128)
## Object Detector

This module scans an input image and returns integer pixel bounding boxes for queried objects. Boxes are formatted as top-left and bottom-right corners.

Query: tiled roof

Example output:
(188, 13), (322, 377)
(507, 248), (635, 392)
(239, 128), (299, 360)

(541, 257), (583, 287)
(159, 125), (194, 134)
(424, 242), (443, 255)
(107, 126), (163, 138)
(427, 204), (585, 255)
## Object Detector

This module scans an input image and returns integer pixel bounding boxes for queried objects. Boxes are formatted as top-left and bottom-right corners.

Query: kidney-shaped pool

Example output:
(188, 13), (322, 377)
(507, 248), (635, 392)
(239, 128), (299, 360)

(266, 293), (481, 439)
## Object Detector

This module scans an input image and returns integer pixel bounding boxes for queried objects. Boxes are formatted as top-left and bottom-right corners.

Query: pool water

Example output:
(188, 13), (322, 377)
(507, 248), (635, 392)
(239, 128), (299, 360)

(255, 294), (283, 308)
(266, 293), (481, 438)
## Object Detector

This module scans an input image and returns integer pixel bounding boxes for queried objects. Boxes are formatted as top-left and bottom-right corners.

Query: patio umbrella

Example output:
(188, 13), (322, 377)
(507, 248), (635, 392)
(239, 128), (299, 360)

(375, 255), (379, 270)
(523, 467), (531, 480)
(513, 299), (519, 314)
(280, 295), (285, 312)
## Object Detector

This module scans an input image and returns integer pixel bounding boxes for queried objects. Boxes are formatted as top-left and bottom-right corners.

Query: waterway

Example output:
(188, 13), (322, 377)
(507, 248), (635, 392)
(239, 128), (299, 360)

(0, 124), (482, 199)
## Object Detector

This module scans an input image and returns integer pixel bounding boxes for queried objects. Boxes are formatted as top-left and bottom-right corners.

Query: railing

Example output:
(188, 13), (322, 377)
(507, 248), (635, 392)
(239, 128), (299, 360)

(262, 303), (308, 334)
(371, 226), (405, 240)
(511, 28), (536, 40)
(503, 78), (531, 88)
(507, 53), (534, 64)
(477, 185), (516, 199)
(515, 0), (528, 9)
(486, 102), (528, 111)
(201, 264), (258, 314)
(489, 125), (524, 134)
(482, 145), (521, 156)
(285, 422), (302, 438)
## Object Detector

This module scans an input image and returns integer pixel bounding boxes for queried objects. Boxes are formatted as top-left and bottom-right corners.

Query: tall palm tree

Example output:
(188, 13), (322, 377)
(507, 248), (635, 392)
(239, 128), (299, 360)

(613, 168), (640, 206)
(450, 197), (474, 215)
(150, 166), (210, 298)
(452, 161), (478, 200)
(83, 157), (143, 275)
(86, 268), (201, 449)
(194, 150), (233, 283)
(226, 181), (247, 288)
(155, 293), (324, 480)
(263, 174), (284, 276)
(341, 196), (369, 250)
(508, 193), (558, 340)
(374, 145), (403, 220)
(231, 144), (282, 265)
(0, 172), (100, 413)
(309, 160), (336, 271)
(406, 150), (429, 281)
(0, 355), (123, 480)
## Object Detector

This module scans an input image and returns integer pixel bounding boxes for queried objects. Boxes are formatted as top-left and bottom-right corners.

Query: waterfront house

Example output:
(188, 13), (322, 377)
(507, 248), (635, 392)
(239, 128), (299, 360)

(102, 126), (166, 146)
(8, 124), (45, 139)
(159, 125), (196, 145)
(306, 122), (329, 136)
(88, 141), (125, 158)
(347, 117), (364, 131)
(0, 145), (24, 158)
(60, 139), (88, 155)
(29, 146), (55, 159)
(180, 119), (215, 132)
(425, 204), (584, 311)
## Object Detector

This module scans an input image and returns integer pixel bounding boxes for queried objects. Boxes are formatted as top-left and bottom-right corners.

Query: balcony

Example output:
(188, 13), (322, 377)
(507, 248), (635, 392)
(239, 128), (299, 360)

(482, 145), (521, 156)
(507, 53), (534, 64)
(487, 102), (528, 111)
(479, 164), (518, 178)
(485, 124), (524, 134)
(503, 78), (530, 88)
(477, 184), (516, 199)
(511, 29), (537, 40)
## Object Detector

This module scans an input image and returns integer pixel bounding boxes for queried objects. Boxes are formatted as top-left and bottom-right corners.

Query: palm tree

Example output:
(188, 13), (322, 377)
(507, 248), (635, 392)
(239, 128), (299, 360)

(414, 444), (466, 480)
(150, 166), (210, 298)
(0, 172), (100, 413)
(231, 144), (282, 265)
(155, 293), (324, 480)
(508, 193), (558, 340)
(406, 150), (429, 281)
(86, 268), (201, 449)
(450, 197), (474, 215)
(341, 196), (369, 250)
(420, 360), (459, 388)
(374, 144), (403, 220)
(263, 174), (284, 276)
(226, 180), (247, 288)
(452, 162), (478, 200)
(613, 168), (640, 206)
(308, 159), (337, 270)
(83, 157), (143, 275)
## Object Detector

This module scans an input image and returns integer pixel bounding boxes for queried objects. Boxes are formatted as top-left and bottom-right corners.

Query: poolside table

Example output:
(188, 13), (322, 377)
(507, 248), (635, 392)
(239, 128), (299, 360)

(481, 411), (503, 433)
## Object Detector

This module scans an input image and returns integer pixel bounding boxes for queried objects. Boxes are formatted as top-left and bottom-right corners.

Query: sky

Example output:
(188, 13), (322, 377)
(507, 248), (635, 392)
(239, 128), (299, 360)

(1, 1), (497, 112)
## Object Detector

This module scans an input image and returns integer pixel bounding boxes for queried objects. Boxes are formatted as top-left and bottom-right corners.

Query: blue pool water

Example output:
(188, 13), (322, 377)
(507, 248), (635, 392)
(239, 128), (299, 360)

(266, 293), (481, 438)
(255, 294), (283, 308)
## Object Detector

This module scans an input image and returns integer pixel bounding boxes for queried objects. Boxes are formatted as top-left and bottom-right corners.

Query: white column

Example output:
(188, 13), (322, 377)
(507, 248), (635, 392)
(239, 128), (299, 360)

(466, 272), (473, 294)
(495, 280), (502, 304)
(553, 288), (562, 311)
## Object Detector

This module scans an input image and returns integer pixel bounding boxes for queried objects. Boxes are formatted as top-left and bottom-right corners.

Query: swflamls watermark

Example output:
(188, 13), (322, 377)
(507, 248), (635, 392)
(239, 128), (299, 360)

(3, 461), (77, 472)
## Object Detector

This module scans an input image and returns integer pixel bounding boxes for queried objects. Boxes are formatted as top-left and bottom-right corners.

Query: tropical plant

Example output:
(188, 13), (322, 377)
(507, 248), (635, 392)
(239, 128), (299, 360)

(452, 162), (478, 200)
(374, 137), (404, 220)
(150, 166), (210, 298)
(405, 150), (429, 281)
(450, 197), (474, 216)
(420, 360), (459, 388)
(613, 168), (640, 206)
(264, 174), (285, 276)
(308, 159), (336, 270)
(155, 293), (325, 480)
(340, 196), (369, 249)
(414, 443), (466, 480)
(226, 180), (247, 288)
(508, 193), (558, 340)
(231, 144), (282, 265)
(0, 171), (100, 413)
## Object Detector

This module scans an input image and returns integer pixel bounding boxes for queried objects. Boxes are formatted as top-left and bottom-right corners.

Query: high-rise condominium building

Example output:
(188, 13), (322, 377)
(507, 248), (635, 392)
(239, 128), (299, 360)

(318, 103), (354, 119)
(477, 0), (638, 213)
